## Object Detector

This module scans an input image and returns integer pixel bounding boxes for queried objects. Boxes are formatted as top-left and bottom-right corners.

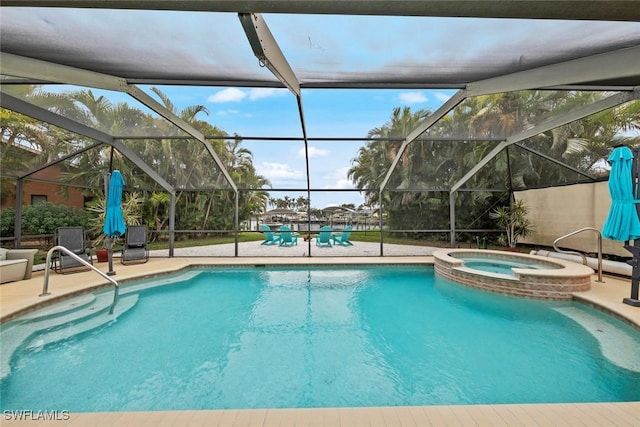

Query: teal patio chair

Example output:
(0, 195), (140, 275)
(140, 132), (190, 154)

(260, 224), (281, 245)
(315, 226), (333, 247)
(278, 225), (299, 247)
(331, 225), (354, 246)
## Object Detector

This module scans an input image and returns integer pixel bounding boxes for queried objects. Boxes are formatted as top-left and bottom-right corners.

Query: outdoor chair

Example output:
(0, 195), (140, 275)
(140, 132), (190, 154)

(315, 226), (333, 247)
(121, 225), (149, 265)
(52, 226), (93, 274)
(0, 248), (38, 283)
(278, 225), (299, 247)
(331, 225), (354, 246)
(260, 224), (281, 245)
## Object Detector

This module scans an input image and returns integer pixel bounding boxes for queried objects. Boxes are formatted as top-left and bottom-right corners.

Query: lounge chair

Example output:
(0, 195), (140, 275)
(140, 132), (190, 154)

(121, 225), (149, 265)
(331, 225), (354, 246)
(260, 224), (281, 245)
(278, 225), (299, 247)
(315, 226), (333, 247)
(52, 226), (93, 273)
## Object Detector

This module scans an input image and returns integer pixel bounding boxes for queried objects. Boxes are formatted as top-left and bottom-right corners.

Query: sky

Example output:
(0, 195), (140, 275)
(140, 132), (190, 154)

(146, 85), (455, 210)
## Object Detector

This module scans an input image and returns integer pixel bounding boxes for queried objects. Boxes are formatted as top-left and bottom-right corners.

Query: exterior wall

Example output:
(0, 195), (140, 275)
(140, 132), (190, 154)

(517, 181), (627, 257)
(1, 166), (87, 209)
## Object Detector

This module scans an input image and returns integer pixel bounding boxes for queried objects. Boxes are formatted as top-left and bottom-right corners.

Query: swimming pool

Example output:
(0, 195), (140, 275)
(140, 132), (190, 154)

(1, 265), (639, 412)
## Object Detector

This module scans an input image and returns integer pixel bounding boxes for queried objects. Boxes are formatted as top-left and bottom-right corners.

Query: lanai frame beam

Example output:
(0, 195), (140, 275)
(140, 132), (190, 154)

(0, 52), (238, 193)
(3, 1), (638, 22)
(380, 46), (640, 195)
(0, 92), (175, 192)
(451, 90), (640, 193)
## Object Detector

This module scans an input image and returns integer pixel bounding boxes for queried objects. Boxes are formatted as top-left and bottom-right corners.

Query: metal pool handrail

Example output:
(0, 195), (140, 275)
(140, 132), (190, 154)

(42, 245), (119, 315)
(553, 227), (603, 283)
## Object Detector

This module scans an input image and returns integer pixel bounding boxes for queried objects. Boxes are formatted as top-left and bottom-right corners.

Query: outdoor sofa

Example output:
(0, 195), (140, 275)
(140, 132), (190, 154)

(0, 248), (38, 284)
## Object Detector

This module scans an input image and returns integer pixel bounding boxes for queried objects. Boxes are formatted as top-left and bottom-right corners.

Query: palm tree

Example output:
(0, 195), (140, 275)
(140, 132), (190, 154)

(295, 196), (309, 211)
(225, 135), (271, 225)
(349, 106), (440, 233)
(3, 85), (271, 237)
(347, 94), (640, 238)
(350, 107), (431, 202)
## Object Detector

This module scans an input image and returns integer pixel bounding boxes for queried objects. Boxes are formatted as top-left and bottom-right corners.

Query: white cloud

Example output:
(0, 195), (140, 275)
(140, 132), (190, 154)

(298, 146), (331, 158)
(249, 88), (288, 100)
(258, 162), (305, 181)
(321, 168), (354, 189)
(215, 109), (240, 116)
(207, 87), (289, 104)
(434, 92), (452, 102)
(321, 179), (353, 190)
(398, 91), (428, 104)
(207, 88), (246, 103)
(333, 178), (354, 189)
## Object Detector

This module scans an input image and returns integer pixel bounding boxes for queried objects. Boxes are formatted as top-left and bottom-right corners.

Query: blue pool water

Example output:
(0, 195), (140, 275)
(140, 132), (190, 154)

(457, 256), (562, 276)
(1, 266), (639, 412)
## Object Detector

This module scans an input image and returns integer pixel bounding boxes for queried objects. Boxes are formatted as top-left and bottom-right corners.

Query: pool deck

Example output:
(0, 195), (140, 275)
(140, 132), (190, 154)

(1, 251), (639, 426)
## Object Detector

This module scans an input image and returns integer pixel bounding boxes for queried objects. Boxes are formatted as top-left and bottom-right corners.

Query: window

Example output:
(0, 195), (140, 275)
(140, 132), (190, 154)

(31, 195), (47, 204)
(84, 196), (95, 208)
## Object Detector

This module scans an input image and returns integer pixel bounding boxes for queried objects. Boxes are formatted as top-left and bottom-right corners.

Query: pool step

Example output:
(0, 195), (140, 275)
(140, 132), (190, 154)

(17, 292), (122, 331)
(24, 294), (139, 351)
(19, 294), (98, 323)
(0, 292), (139, 380)
(554, 306), (640, 373)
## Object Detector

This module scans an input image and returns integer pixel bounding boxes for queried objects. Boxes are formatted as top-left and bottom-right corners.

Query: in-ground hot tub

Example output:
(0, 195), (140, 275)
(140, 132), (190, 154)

(433, 249), (595, 300)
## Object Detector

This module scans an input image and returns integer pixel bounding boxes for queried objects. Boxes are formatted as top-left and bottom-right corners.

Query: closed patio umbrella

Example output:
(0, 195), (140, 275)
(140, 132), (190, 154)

(103, 170), (126, 276)
(603, 146), (640, 241)
(602, 145), (640, 307)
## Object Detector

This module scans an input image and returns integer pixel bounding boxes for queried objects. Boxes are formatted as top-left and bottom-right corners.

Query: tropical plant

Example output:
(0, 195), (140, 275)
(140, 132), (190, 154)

(489, 199), (534, 248)
(86, 192), (144, 246)
(143, 192), (171, 238)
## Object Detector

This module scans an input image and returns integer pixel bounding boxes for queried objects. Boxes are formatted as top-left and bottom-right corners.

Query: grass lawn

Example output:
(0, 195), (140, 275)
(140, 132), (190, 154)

(149, 232), (265, 250)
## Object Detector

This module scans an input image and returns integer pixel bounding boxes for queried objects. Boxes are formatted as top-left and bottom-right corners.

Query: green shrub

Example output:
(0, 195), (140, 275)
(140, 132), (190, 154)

(16, 202), (91, 235)
(0, 207), (16, 236)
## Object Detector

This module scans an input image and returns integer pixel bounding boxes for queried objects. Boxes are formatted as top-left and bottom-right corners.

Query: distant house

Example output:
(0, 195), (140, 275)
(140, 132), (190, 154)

(1, 163), (89, 209)
(1, 143), (89, 210)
